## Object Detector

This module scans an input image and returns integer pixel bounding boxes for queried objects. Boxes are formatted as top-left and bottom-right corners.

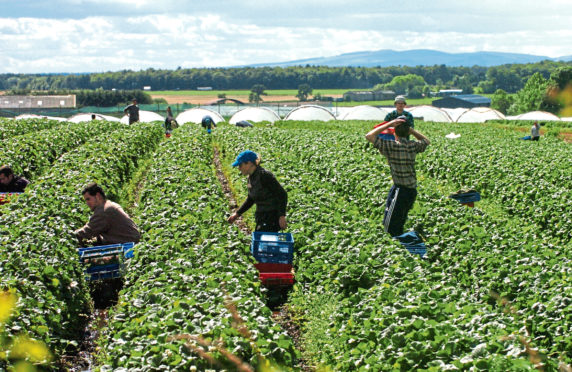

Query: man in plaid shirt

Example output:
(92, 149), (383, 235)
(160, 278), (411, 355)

(365, 117), (430, 236)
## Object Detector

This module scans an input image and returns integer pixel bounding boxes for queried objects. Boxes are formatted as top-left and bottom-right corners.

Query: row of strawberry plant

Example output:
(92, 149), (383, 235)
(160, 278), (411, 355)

(216, 122), (570, 370)
(0, 117), (66, 140)
(419, 122), (572, 240)
(0, 122), (163, 368)
(1, 121), (122, 183)
(98, 124), (299, 370)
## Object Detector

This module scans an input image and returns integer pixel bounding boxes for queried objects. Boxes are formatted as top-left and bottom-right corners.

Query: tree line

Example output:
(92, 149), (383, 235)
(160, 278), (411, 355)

(1, 61), (570, 94)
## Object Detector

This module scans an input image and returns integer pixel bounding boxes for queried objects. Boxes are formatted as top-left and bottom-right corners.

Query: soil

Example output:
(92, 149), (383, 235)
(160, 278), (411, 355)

(212, 147), (251, 236)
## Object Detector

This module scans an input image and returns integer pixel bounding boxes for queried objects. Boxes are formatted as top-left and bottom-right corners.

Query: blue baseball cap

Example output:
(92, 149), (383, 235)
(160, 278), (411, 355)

(232, 150), (258, 167)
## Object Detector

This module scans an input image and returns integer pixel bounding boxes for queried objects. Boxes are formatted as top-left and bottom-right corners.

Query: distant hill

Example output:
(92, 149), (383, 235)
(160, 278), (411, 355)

(249, 49), (572, 68)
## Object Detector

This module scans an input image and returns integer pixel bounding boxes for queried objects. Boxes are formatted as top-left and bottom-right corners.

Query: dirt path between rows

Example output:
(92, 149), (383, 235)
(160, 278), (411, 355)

(212, 147), (313, 372)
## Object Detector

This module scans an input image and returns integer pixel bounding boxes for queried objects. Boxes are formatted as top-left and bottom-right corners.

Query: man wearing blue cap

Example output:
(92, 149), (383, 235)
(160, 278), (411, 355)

(201, 115), (216, 133)
(365, 117), (430, 237)
(227, 150), (288, 232)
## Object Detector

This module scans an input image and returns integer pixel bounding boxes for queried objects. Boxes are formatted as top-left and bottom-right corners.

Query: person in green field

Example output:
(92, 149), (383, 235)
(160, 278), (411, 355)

(385, 95), (414, 130)
(365, 118), (429, 237)
(227, 150), (288, 232)
(74, 183), (140, 246)
(164, 106), (177, 136)
(0, 165), (29, 193)
(123, 99), (140, 124)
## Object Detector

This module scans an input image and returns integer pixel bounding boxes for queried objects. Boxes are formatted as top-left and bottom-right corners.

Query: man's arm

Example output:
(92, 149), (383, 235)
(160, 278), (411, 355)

(74, 209), (109, 241)
(365, 119), (404, 143)
(409, 127), (430, 145)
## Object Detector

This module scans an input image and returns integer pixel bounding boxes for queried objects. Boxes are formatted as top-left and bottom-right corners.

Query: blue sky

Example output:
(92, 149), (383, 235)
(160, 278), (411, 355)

(1, 0), (571, 73)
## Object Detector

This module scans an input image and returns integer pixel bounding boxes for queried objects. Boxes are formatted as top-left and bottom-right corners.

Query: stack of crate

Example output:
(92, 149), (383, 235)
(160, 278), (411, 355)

(250, 232), (294, 287)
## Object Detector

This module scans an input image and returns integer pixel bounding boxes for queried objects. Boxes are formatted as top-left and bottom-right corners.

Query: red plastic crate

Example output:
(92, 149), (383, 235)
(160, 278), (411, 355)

(259, 272), (294, 287)
(254, 263), (293, 273)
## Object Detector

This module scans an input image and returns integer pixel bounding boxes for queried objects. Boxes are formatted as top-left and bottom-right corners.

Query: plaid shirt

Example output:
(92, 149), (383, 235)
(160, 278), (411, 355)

(374, 137), (429, 188)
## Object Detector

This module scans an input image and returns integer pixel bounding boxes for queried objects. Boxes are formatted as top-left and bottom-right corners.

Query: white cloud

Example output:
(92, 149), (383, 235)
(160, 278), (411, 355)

(1, 5), (572, 73)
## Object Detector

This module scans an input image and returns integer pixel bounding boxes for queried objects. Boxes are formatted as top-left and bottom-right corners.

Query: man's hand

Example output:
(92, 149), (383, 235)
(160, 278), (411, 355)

(279, 216), (287, 230)
(227, 212), (239, 224)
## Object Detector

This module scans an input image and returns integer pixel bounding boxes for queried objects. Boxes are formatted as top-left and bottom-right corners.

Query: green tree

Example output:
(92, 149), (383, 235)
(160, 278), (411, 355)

(249, 84), (267, 104)
(509, 73), (550, 114)
(378, 74), (426, 95)
(491, 89), (513, 114)
(296, 84), (313, 101)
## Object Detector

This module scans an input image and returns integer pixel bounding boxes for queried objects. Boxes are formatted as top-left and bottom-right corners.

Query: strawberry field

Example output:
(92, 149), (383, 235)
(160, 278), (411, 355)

(1, 118), (571, 371)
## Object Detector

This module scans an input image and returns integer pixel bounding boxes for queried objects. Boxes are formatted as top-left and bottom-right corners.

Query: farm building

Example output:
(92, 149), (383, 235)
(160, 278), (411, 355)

(506, 111), (561, 121)
(343, 90), (395, 102)
(432, 94), (491, 109)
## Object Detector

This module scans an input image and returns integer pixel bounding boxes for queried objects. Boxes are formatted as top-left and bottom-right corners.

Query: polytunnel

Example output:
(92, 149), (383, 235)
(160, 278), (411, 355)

(15, 114), (67, 121)
(408, 106), (452, 123)
(68, 113), (120, 123)
(120, 110), (164, 124)
(514, 111), (561, 121)
(339, 105), (390, 121)
(456, 107), (505, 123)
(283, 105), (336, 121)
(229, 107), (280, 124)
(175, 108), (225, 125)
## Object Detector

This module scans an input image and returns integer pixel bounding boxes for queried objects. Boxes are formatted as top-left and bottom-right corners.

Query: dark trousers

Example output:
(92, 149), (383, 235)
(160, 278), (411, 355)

(383, 184), (417, 237)
(255, 210), (281, 232)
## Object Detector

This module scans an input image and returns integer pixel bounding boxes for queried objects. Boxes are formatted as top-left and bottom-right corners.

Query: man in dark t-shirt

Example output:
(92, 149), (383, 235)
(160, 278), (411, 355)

(0, 166), (29, 192)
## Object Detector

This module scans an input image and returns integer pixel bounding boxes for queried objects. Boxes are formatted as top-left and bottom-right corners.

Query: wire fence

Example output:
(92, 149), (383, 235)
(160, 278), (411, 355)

(0, 101), (337, 120)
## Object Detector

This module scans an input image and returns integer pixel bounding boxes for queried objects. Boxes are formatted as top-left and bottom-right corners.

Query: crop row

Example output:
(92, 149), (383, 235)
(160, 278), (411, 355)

(419, 122), (572, 240)
(0, 122), (163, 367)
(0, 117), (66, 141)
(1, 120), (122, 182)
(99, 124), (298, 370)
(216, 121), (571, 370)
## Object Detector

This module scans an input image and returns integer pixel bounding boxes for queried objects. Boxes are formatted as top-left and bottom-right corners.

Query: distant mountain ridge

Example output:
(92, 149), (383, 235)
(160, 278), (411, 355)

(250, 49), (572, 68)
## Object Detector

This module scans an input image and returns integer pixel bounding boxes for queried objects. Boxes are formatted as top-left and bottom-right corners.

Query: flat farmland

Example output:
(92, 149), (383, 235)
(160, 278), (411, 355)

(150, 89), (348, 104)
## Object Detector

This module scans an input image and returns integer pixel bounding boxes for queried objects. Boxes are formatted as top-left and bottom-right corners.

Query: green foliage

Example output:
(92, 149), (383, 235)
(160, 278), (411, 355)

(6, 89), (153, 107)
(509, 73), (551, 114)
(0, 121), (163, 366)
(491, 89), (514, 114)
(375, 74), (426, 95)
(216, 120), (571, 370)
(296, 84), (313, 101)
(99, 125), (298, 370)
(249, 84), (267, 103)
(1, 61), (570, 92)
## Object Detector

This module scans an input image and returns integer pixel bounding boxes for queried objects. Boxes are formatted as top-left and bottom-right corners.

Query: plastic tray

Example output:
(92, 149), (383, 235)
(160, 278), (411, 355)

(260, 272), (295, 287)
(251, 232), (294, 264)
(254, 263), (293, 273)
(77, 242), (135, 281)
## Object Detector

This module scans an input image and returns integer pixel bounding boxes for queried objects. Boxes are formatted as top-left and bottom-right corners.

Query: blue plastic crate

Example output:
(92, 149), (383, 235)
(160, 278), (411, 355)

(77, 242), (135, 281)
(251, 232), (294, 264)
(394, 231), (426, 258)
